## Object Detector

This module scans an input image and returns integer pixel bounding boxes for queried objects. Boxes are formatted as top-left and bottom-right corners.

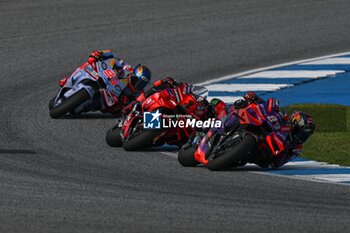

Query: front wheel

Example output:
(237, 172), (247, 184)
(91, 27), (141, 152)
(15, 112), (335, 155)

(49, 89), (90, 119)
(123, 129), (163, 151)
(207, 134), (256, 171)
(106, 126), (123, 147)
(48, 97), (55, 110)
(178, 146), (199, 167)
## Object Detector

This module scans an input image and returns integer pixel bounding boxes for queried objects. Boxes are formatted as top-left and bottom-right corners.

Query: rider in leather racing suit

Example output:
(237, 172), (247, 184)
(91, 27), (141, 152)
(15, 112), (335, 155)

(233, 91), (316, 168)
(59, 50), (151, 117)
(123, 77), (222, 120)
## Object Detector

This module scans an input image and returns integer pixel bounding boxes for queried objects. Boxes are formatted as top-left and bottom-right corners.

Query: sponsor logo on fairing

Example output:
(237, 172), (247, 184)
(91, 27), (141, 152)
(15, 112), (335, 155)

(101, 62), (108, 70)
(143, 111), (222, 130)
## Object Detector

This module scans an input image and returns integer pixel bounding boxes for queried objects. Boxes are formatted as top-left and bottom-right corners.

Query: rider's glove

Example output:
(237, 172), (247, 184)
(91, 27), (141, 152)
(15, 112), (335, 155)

(244, 91), (264, 104)
(164, 76), (177, 87)
(152, 77), (177, 91)
(88, 50), (103, 64)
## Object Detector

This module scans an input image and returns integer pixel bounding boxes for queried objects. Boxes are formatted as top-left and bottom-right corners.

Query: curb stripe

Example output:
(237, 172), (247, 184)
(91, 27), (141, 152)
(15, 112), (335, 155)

(206, 83), (292, 92)
(242, 70), (344, 79)
(303, 57), (350, 65)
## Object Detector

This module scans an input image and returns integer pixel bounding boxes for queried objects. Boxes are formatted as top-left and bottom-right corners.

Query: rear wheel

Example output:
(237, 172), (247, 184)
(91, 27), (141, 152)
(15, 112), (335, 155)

(49, 89), (90, 119)
(178, 146), (199, 167)
(207, 134), (256, 171)
(106, 126), (123, 147)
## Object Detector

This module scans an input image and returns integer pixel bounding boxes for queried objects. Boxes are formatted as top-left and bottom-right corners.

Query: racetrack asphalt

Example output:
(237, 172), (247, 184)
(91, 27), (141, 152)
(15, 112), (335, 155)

(1, 0), (350, 232)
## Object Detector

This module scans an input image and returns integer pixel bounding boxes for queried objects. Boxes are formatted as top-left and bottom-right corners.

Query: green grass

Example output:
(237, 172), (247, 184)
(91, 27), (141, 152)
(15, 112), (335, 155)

(281, 104), (350, 166)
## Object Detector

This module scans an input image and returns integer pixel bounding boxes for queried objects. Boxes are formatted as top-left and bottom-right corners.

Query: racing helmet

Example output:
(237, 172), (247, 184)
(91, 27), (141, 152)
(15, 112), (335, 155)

(129, 64), (151, 91)
(289, 111), (315, 144)
(208, 98), (227, 119)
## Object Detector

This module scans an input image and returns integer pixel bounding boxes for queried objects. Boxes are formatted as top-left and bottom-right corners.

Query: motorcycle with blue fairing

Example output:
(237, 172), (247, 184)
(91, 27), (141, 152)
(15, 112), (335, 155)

(49, 58), (127, 118)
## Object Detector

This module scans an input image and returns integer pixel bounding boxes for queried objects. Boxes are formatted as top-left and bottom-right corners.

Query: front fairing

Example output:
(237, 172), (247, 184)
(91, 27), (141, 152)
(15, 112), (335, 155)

(64, 67), (95, 88)
(127, 86), (197, 145)
(141, 87), (178, 112)
(52, 67), (97, 112)
(121, 104), (142, 140)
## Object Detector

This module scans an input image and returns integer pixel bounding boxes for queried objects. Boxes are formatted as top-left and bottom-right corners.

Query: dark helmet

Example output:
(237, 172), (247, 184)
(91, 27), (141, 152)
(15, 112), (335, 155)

(289, 111), (316, 144)
(208, 98), (227, 119)
(129, 64), (151, 91)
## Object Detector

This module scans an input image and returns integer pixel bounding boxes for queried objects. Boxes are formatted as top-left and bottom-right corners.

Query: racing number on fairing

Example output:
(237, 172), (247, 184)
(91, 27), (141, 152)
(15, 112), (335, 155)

(267, 115), (278, 122)
(267, 115), (280, 130)
(104, 70), (118, 86)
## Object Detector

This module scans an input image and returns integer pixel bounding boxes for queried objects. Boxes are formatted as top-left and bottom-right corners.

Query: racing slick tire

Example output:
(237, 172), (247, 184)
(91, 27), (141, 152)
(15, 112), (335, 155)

(178, 146), (199, 167)
(48, 97), (55, 110)
(106, 126), (123, 147)
(49, 89), (90, 119)
(123, 130), (162, 151)
(207, 134), (256, 171)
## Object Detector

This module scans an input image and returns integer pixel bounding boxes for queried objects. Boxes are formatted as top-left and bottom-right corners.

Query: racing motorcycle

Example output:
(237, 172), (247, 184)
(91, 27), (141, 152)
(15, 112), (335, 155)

(105, 83), (208, 151)
(49, 58), (127, 118)
(178, 99), (289, 170)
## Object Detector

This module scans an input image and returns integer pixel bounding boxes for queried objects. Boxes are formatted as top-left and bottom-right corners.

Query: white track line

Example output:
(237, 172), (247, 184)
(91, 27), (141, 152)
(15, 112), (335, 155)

(196, 51), (350, 86)
(206, 83), (292, 92)
(207, 96), (242, 103)
(294, 174), (350, 183)
(161, 151), (177, 158)
(302, 57), (350, 65)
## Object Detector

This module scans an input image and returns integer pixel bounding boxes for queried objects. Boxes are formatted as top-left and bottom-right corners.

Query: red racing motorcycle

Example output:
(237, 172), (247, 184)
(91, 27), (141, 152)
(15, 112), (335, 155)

(178, 99), (290, 170)
(106, 83), (208, 151)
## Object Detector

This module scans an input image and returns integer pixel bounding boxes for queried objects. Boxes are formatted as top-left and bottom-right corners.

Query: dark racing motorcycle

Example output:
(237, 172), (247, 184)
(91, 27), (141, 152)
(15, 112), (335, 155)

(105, 83), (208, 151)
(49, 58), (127, 118)
(178, 99), (290, 170)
